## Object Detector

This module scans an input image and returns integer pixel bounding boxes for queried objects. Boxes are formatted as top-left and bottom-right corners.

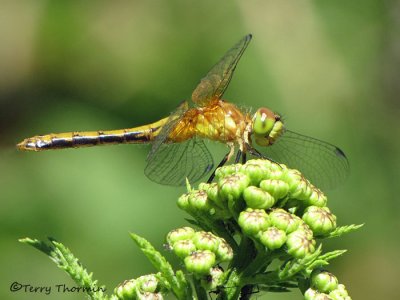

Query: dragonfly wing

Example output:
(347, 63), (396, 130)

(145, 138), (214, 186)
(147, 100), (189, 161)
(258, 130), (350, 190)
(191, 34), (252, 106)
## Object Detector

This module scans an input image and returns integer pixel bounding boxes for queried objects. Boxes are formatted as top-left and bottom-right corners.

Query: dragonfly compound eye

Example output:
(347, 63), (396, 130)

(253, 108), (276, 136)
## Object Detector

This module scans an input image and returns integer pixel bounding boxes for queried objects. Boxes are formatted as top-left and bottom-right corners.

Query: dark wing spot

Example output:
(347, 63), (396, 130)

(334, 147), (347, 158)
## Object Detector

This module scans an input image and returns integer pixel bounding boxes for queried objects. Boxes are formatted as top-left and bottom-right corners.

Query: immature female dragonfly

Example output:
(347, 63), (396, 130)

(17, 34), (349, 188)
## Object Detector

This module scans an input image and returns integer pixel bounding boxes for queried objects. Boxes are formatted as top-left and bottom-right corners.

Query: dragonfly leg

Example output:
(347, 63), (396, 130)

(246, 145), (265, 158)
(207, 143), (235, 183)
(242, 151), (247, 164)
(207, 153), (229, 183)
(246, 145), (281, 165)
(234, 149), (242, 163)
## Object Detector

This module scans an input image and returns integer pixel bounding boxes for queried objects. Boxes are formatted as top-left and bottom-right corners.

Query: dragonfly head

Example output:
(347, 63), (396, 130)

(251, 108), (284, 146)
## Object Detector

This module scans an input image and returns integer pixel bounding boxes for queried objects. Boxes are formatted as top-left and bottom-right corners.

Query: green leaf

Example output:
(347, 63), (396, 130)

(130, 233), (190, 300)
(184, 218), (202, 228)
(19, 237), (54, 255)
(19, 238), (107, 300)
(305, 259), (330, 271)
(279, 245), (322, 279)
(318, 250), (347, 261)
(306, 250), (347, 271)
(327, 224), (364, 238)
(175, 270), (190, 294)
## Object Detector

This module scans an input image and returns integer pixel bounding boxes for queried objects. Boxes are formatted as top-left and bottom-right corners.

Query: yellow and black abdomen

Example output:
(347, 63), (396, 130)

(17, 118), (168, 151)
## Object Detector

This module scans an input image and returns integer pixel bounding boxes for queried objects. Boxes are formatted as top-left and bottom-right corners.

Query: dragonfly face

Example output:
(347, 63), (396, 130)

(251, 108), (284, 147)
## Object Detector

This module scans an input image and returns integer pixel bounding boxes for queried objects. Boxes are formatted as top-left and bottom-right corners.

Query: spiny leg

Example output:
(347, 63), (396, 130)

(239, 141), (247, 164)
(246, 144), (281, 165)
(207, 152), (230, 183)
(234, 149), (242, 163)
(246, 145), (265, 159)
(207, 143), (235, 183)
(241, 151), (247, 164)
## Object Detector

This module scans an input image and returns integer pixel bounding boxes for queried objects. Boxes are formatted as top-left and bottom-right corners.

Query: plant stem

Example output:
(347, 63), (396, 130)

(193, 276), (208, 300)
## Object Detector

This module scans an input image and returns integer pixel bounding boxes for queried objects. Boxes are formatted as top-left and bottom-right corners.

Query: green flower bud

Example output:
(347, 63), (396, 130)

(243, 186), (275, 209)
(184, 250), (216, 275)
(215, 239), (233, 262)
(269, 208), (301, 233)
(306, 188), (328, 207)
(115, 279), (137, 300)
(329, 292), (350, 300)
(140, 292), (164, 300)
(268, 164), (287, 181)
(238, 208), (270, 236)
(302, 206), (337, 236)
(286, 229), (316, 259)
(304, 287), (318, 300)
(192, 231), (220, 252)
(166, 227), (195, 246)
(218, 173), (250, 202)
(215, 164), (242, 180)
(188, 190), (213, 212)
(172, 239), (196, 259)
(337, 284), (349, 295)
(259, 227), (287, 250)
(291, 177), (313, 201)
(240, 160), (271, 185)
(284, 169), (303, 190)
(315, 294), (333, 300)
(177, 193), (190, 211)
(297, 222), (314, 239)
(136, 274), (159, 293)
(311, 269), (339, 293)
(198, 182), (210, 191)
(270, 162), (287, 172)
(259, 179), (289, 200)
(304, 288), (332, 300)
(251, 159), (276, 172)
(205, 182), (224, 207)
(200, 266), (224, 290)
(328, 284), (350, 300)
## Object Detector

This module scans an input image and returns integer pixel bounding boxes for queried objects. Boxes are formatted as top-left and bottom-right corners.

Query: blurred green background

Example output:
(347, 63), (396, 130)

(1, 1), (399, 299)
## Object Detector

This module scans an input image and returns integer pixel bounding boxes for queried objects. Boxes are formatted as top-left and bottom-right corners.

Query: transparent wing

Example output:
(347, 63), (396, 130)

(258, 130), (349, 190)
(144, 138), (214, 186)
(147, 101), (189, 161)
(191, 34), (252, 106)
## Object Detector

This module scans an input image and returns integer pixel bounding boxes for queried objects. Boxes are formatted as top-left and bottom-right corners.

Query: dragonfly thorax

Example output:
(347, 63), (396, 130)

(168, 99), (250, 144)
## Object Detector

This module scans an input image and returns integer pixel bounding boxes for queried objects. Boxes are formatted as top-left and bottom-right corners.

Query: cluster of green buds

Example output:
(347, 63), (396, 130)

(114, 274), (167, 300)
(166, 227), (233, 284)
(304, 269), (351, 300)
(170, 159), (357, 299)
(21, 159), (359, 300)
(178, 160), (337, 259)
(239, 207), (318, 258)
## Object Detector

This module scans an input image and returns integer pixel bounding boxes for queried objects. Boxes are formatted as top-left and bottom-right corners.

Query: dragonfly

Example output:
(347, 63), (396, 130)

(17, 34), (349, 189)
